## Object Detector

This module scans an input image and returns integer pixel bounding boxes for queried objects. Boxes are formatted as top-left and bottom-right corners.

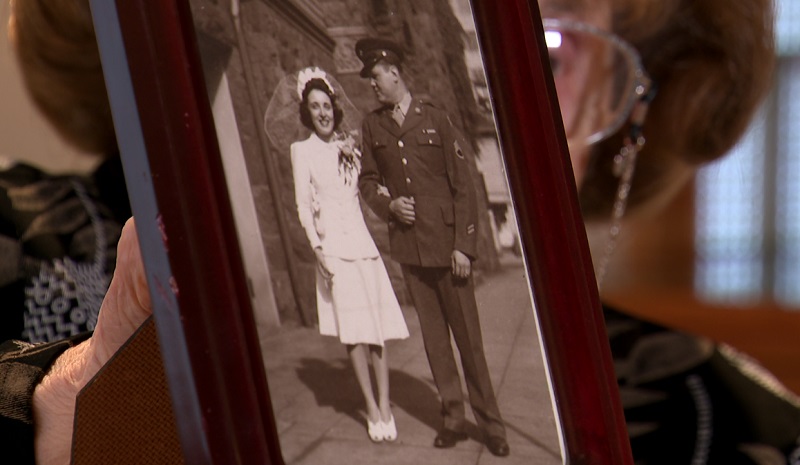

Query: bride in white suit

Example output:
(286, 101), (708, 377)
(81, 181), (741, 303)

(290, 68), (409, 442)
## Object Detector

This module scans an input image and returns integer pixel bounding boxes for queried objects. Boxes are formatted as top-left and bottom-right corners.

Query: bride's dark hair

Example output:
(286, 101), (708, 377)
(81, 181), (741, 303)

(299, 78), (344, 132)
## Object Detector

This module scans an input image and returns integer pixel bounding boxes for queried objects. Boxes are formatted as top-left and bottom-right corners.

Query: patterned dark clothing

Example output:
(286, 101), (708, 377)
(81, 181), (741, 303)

(0, 157), (129, 463)
(0, 157), (130, 344)
(605, 306), (800, 465)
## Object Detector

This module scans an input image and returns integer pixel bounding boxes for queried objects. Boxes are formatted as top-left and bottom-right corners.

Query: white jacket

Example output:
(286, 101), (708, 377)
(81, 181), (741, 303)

(291, 133), (380, 259)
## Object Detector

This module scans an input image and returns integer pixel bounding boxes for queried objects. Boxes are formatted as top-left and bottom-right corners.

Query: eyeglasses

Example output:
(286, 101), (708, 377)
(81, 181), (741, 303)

(542, 18), (652, 147)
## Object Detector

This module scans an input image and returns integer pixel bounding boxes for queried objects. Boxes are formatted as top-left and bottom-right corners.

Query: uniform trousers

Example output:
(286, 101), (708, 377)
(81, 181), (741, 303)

(401, 264), (506, 438)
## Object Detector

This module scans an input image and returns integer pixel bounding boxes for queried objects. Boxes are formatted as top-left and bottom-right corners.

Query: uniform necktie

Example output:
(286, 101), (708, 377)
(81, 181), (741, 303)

(392, 104), (405, 127)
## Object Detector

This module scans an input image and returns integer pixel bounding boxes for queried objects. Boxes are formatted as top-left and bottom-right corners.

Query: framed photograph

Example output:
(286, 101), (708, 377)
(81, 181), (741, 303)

(88, 0), (631, 463)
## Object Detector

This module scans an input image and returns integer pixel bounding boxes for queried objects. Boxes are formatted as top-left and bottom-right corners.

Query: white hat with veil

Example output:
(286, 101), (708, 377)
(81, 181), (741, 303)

(263, 66), (363, 155)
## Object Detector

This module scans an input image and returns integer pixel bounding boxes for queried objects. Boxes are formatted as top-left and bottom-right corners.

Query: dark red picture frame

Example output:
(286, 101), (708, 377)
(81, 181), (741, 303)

(89, 0), (632, 464)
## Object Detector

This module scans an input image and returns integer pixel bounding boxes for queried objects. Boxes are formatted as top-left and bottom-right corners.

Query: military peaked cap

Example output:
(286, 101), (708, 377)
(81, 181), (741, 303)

(355, 37), (404, 78)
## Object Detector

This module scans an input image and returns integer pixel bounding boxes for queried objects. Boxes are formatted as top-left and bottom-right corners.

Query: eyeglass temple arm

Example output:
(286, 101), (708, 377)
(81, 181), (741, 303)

(628, 82), (658, 141)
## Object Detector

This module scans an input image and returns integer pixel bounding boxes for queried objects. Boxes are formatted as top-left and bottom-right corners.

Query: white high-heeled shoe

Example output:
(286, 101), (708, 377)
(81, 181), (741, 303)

(367, 417), (384, 443)
(382, 415), (397, 442)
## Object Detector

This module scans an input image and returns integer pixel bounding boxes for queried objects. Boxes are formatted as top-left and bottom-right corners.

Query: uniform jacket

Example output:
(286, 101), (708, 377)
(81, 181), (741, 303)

(358, 97), (478, 267)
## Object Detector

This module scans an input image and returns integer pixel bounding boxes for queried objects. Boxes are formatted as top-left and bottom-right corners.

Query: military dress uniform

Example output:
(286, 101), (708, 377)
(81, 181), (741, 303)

(359, 95), (506, 441)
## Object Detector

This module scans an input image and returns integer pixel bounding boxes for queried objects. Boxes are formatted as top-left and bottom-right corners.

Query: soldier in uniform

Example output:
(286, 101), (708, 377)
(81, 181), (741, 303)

(355, 37), (509, 457)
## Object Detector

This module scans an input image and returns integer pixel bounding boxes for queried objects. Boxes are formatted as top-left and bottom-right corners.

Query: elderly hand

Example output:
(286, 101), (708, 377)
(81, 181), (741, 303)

(32, 218), (152, 465)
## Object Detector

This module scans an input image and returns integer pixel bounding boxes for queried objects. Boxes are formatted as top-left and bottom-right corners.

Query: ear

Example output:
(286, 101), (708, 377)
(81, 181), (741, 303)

(389, 65), (401, 80)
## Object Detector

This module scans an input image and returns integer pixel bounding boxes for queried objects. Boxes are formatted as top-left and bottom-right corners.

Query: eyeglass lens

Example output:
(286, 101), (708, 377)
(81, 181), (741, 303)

(544, 22), (642, 148)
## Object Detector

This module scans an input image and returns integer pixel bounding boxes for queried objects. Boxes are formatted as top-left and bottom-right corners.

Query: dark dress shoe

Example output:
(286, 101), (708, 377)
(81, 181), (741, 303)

(433, 429), (468, 448)
(486, 436), (510, 457)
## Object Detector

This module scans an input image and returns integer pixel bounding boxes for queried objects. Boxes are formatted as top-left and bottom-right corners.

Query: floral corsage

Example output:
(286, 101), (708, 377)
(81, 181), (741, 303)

(334, 131), (362, 185)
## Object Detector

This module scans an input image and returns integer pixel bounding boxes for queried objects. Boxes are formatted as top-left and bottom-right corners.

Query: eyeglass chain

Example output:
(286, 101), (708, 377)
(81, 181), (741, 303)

(595, 83), (658, 291)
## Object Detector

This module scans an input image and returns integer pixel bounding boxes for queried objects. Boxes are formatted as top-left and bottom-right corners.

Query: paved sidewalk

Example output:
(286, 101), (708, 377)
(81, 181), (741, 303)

(258, 256), (562, 465)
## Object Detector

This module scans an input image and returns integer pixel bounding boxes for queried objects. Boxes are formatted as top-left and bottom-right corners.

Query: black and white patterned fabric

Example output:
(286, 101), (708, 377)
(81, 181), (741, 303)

(0, 157), (130, 344)
(0, 156), (128, 463)
(605, 306), (800, 465)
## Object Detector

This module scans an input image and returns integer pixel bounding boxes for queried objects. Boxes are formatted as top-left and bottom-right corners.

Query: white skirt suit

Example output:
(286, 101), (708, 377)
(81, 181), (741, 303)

(291, 133), (409, 345)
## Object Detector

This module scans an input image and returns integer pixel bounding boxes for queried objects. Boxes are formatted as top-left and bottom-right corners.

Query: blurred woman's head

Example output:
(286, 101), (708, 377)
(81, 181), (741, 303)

(9, 0), (117, 156)
(541, 0), (775, 220)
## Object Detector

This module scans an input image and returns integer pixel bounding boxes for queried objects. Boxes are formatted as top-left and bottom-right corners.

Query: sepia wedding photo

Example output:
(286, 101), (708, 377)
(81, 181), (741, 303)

(187, 0), (561, 463)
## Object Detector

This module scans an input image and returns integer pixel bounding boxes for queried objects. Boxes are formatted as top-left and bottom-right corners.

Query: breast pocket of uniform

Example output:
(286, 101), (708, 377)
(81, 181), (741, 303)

(372, 140), (388, 152)
(416, 133), (442, 147)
